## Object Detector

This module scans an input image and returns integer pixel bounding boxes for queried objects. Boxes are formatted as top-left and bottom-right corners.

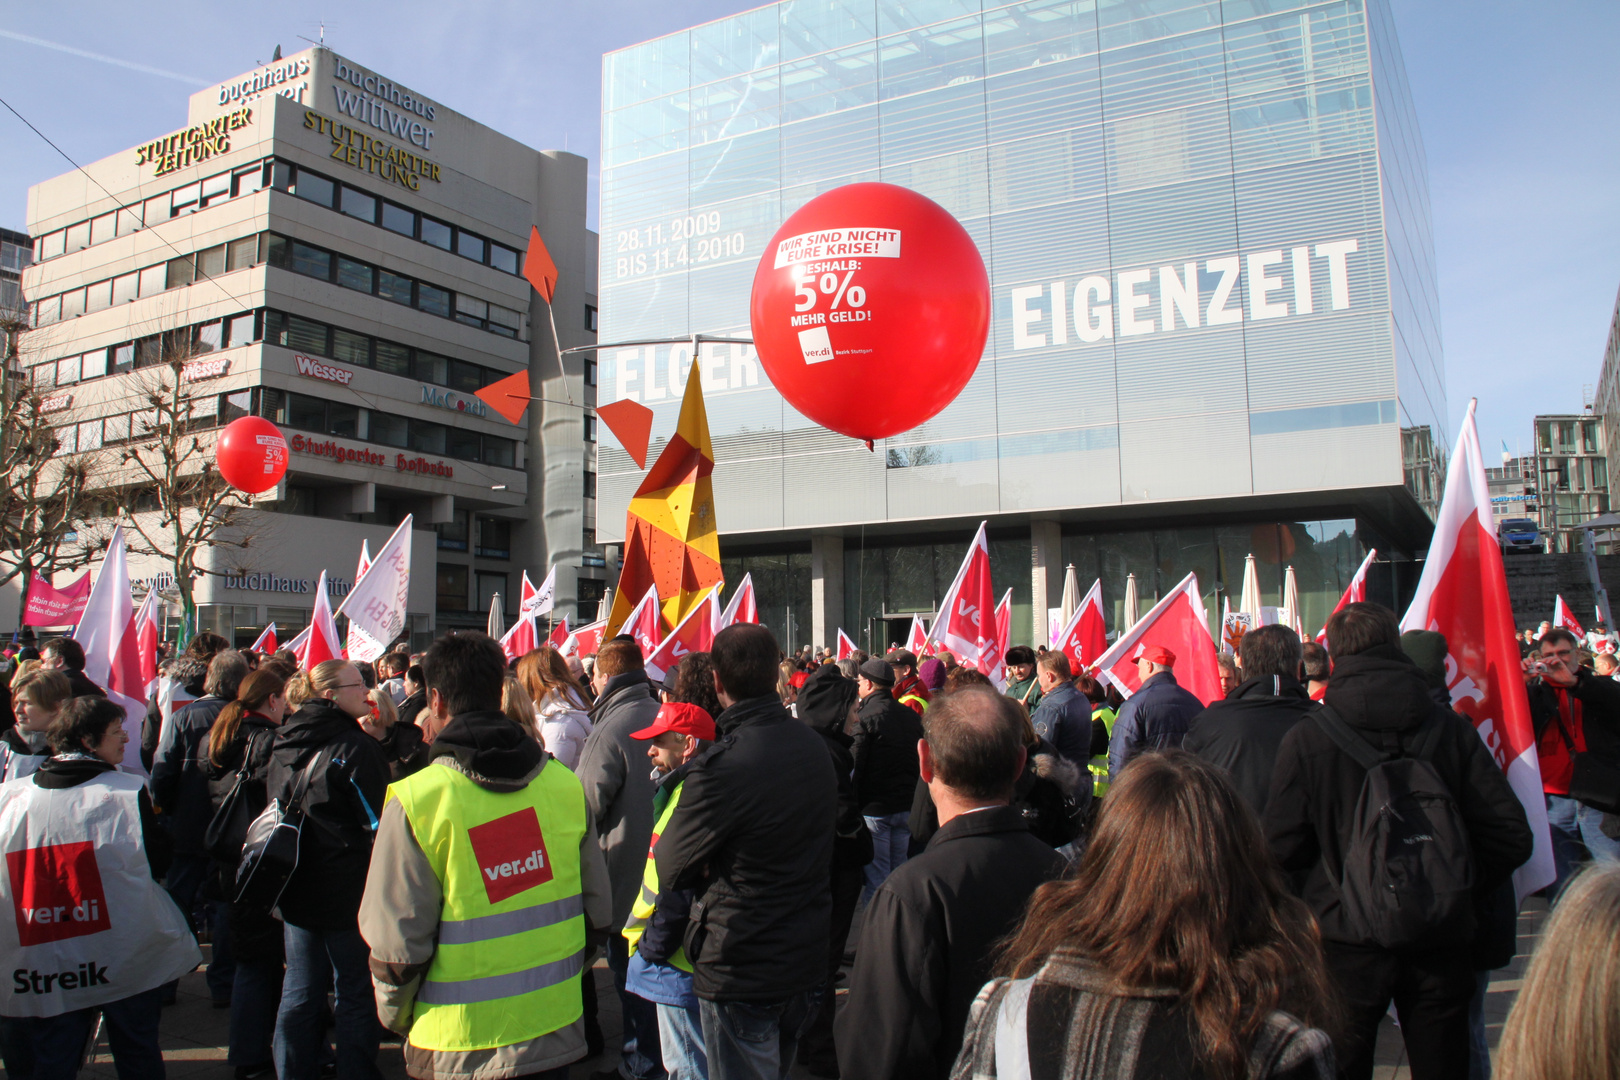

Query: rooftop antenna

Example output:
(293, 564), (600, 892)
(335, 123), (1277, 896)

(296, 21), (327, 49)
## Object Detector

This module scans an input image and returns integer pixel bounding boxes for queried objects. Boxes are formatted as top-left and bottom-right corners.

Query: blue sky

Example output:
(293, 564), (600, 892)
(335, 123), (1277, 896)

(1, 1), (1615, 454)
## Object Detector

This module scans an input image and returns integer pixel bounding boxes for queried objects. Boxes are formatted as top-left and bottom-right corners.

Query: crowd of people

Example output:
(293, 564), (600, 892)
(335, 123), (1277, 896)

(0, 599), (1616, 1080)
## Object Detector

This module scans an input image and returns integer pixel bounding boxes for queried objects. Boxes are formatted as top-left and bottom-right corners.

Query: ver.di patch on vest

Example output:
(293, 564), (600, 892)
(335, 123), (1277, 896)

(8, 841), (113, 946)
(468, 809), (554, 904)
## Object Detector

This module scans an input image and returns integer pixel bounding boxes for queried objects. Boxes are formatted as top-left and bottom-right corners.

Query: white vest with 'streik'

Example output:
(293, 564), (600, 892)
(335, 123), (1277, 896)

(0, 770), (202, 1017)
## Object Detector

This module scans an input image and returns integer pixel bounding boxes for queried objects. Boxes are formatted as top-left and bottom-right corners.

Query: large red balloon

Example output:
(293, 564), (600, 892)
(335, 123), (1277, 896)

(216, 416), (289, 494)
(750, 183), (989, 445)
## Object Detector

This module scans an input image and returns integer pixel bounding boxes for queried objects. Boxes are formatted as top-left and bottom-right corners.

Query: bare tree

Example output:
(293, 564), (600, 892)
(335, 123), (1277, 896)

(96, 342), (257, 637)
(0, 315), (99, 624)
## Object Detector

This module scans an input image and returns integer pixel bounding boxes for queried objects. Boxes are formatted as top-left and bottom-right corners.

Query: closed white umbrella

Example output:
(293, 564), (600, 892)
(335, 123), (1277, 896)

(486, 591), (505, 638)
(597, 586), (614, 623)
(1239, 553), (1263, 624)
(1123, 573), (1139, 630)
(1060, 564), (1081, 629)
(1281, 565), (1304, 636)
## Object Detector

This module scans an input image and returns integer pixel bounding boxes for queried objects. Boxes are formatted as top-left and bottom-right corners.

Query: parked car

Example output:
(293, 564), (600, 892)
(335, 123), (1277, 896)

(1500, 517), (1543, 554)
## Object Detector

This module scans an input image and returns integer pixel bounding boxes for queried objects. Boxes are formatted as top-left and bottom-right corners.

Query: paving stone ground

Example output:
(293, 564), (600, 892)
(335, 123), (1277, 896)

(47, 897), (1547, 1079)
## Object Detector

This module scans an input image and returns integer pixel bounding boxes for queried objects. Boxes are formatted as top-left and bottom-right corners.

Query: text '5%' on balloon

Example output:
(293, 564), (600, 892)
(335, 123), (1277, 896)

(748, 182), (990, 448)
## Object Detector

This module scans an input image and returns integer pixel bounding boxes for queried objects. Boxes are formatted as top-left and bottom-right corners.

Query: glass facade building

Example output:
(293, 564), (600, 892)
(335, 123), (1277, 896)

(599, 0), (1442, 651)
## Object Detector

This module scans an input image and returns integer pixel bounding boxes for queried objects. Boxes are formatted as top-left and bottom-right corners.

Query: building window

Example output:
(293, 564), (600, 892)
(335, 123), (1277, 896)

(584, 471), (596, 499)
(578, 577), (607, 609)
(584, 414), (596, 442)
(438, 510), (470, 551)
(584, 358), (597, 386)
(477, 518), (512, 559)
(476, 572), (507, 612)
(585, 305), (598, 332)
(436, 564), (469, 611)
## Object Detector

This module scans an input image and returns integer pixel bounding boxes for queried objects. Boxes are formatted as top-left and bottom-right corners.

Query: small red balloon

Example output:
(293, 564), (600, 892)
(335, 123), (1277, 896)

(749, 182), (990, 445)
(216, 416), (289, 494)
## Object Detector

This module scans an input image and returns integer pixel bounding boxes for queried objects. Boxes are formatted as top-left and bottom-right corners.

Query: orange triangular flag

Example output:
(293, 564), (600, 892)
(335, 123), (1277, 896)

(597, 398), (654, 469)
(476, 369), (533, 426)
(524, 226), (559, 303)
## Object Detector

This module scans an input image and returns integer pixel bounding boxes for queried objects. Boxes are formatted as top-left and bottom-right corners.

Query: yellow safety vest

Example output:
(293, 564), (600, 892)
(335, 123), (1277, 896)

(898, 692), (930, 714)
(622, 781), (693, 973)
(390, 761), (587, 1052)
(1089, 706), (1117, 797)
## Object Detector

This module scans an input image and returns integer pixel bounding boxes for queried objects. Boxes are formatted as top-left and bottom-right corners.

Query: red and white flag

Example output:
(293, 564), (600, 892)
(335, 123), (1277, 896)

(621, 584), (664, 659)
(345, 541), (374, 660)
(132, 590), (160, 691)
(1553, 595), (1585, 637)
(1093, 572), (1221, 705)
(646, 590), (719, 681)
(499, 614), (538, 663)
(250, 622), (278, 653)
(933, 522), (997, 675)
(498, 571), (549, 662)
(906, 615), (930, 656)
(835, 628), (857, 661)
(521, 566), (557, 620)
(562, 619), (607, 659)
(1053, 579), (1108, 672)
(1400, 400), (1555, 900)
(547, 616), (570, 649)
(989, 589), (1012, 691)
(285, 625), (310, 657)
(335, 516), (413, 664)
(75, 526), (147, 771)
(719, 573), (758, 628)
(1318, 548), (1377, 644)
(297, 571), (343, 669)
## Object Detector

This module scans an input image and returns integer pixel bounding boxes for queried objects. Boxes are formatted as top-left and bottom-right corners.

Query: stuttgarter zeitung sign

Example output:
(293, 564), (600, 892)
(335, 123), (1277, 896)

(134, 108), (253, 177)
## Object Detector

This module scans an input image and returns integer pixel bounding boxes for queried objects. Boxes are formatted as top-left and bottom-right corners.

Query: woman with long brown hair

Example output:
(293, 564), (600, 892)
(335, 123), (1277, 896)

(516, 646), (592, 767)
(953, 751), (1336, 1080)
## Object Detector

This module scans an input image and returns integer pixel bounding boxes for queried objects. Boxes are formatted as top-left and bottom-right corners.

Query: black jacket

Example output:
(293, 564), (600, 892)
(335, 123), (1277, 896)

(32, 754), (171, 880)
(1185, 674), (1315, 816)
(142, 658), (207, 772)
(61, 667), (106, 699)
(204, 713), (283, 962)
(374, 720), (430, 782)
(151, 695), (228, 855)
(655, 693), (837, 1002)
(1527, 667), (1620, 766)
(266, 699), (390, 930)
(1263, 645), (1535, 946)
(1108, 670), (1204, 782)
(835, 805), (1067, 1080)
(639, 761), (699, 967)
(799, 664), (873, 869)
(910, 740), (1087, 850)
(397, 689), (428, 728)
(853, 688), (924, 816)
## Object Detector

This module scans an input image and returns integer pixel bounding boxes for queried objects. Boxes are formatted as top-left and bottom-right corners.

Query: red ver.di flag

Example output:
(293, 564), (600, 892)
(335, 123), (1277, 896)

(1400, 400), (1556, 899)
(22, 571), (91, 627)
(1092, 573), (1221, 705)
(1052, 579), (1108, 672)
(933, 523), (996, 675)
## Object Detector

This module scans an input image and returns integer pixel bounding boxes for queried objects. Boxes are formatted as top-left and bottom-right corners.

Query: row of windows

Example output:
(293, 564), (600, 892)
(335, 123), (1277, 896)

(265, 233), (522, 337)
(257, 386), (518, 467)
(261, 309), (512, 391)
(51, 388), (253, 456)
(437, 510), (513, 558)
(32, 307), (515, 398)
(32, 157), (526, 280)
(31, 229), (524, 342)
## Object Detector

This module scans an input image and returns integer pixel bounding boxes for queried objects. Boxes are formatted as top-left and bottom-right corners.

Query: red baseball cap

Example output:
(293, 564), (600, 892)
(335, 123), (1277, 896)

(631, 702), (717, 742)
(1134, 644), (1176, 666)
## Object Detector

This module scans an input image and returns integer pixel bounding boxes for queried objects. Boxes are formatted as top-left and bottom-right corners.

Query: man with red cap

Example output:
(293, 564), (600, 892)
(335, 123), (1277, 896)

(624, 702), (717, 1080)
(1106, 642), (1204, 785)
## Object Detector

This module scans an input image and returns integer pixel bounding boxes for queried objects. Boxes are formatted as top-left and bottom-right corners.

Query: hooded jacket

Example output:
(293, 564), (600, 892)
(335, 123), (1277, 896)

(1184, 674), (1315, 816)
(142, 657), (207, 772)
(151, 694), (229, 855)
(854, 687), (925, 816)
(360, 709), (614, 1079)
(799, 664), (873, 869)
(1262, 644), (1535, 945)
(265, 698), (390, 930)
(655, 692), (838, 1002)
(1108, 670), (1204, 782)
(575, 670), (660, 930)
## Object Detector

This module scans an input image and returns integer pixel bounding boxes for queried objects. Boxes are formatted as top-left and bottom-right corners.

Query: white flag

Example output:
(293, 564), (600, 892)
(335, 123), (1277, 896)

(522, 565), (557, 619)
(77, 526), (146, 772)
(336, 516), (413, 663)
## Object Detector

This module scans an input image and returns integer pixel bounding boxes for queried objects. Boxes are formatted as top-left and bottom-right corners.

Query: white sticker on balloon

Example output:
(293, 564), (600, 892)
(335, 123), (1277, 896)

(774, 228), (902, 269)
(797, 326), (835, 365)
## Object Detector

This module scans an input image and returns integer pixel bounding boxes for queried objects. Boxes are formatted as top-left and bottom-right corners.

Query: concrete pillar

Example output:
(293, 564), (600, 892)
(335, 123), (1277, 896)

(1030, 520), (1062, 648)
(430, 493), (454, 525)
(348, 482), (375, 516)
(811, 533), (845, 652)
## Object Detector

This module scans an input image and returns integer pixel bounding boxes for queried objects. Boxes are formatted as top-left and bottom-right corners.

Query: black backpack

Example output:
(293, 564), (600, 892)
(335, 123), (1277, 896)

(1314, 705), (1475, 949)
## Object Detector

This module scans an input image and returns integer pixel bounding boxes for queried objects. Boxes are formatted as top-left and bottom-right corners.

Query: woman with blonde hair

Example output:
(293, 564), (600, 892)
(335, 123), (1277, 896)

(501, 674), (542, 741)
(953, 751), (1336, 1080)
(516, 647), (592, 767)
(2, 668), (71, 781)
(1496, 863), (1620, 1080)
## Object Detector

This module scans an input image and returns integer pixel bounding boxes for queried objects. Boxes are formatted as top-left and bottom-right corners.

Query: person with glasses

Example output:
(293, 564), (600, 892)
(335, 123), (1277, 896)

(265, 659), (390, 1080)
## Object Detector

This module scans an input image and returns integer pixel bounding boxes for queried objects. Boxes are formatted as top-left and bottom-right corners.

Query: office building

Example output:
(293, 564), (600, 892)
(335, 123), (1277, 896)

(6, 48), (600, 644)
(1530, 412), (1608, 553)
(597, 0), (1441, 650)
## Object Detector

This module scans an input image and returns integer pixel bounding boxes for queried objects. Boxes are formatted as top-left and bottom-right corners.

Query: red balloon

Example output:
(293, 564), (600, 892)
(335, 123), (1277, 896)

(750, 183), (989, 446)
(216, 416), (289, 495)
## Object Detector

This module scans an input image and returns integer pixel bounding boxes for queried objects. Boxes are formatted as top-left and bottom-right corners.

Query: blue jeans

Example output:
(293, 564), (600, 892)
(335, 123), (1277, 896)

(609, 934), (667, 1080)
(31, 985), (165, 1080)
(699, 991), (818, 1080)
(861, 812), (911, 901)
(1545, 793), (1620, 900)
(229, 957), (284, 1067)
(658, 1001), (709, 1080)
(274, 923), (381, 1080)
